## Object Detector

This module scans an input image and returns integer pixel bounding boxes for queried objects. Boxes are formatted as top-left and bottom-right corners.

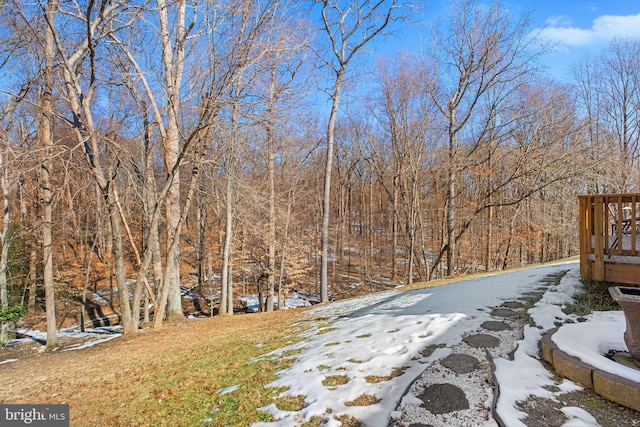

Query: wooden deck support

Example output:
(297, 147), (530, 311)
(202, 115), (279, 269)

(579, 194), (640, 285)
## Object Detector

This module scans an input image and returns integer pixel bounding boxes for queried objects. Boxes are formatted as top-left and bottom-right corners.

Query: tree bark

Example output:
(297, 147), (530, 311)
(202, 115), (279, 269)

(321, 72), (342, 303)
(158, 0), (187, 322)
(266, 133), (276, 312)
(41, 0), (58, 347)
(0, 151), (10, 345)
(220, 168), (233, 316)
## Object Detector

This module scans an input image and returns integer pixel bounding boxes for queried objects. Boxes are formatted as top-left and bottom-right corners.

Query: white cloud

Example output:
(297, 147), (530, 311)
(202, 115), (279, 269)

(583, 2), (599, 13)
(591, 13), (640, 39)
(545, 15), (573, 27)
(535, 13), (640, 48)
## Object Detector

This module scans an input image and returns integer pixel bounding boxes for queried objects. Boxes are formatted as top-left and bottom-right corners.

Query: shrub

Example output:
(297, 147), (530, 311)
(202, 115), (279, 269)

(0, 303), (27, 323)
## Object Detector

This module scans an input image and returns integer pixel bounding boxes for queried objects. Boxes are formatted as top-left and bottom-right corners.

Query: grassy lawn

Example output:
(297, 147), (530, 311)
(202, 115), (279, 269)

(88, 317), (303, 426)
(1, 310), (309, 427)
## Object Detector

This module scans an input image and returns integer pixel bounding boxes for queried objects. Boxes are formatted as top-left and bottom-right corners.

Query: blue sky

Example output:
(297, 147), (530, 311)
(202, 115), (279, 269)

(375, 0), (640, 83)
(526, 0), (640, 81)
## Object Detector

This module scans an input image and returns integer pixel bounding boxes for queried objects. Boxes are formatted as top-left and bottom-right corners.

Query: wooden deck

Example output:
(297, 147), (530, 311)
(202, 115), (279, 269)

(579, 194), (640, 285)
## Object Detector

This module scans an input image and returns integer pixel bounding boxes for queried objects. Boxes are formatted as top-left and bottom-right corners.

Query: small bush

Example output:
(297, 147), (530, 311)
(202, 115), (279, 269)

(0, 304), (27, 322)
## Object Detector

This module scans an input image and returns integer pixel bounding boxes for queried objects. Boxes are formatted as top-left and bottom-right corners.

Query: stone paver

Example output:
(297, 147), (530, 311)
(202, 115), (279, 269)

(419, 383), (469, 414)
(482, 320), (512, 331)
(501, 301), (525, 309)
(491, 308), (518, 318)
(523, 291), (544, 298)
(441, 353), (480, 374)
(464, 333), (499, 348)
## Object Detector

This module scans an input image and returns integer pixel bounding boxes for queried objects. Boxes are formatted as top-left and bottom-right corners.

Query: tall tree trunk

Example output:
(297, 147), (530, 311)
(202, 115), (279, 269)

(266, 88), (276, 312)
(266, 144), (276, 312)
(220, 157), (233, 316)
(27, 248), (36, 313)
(19, 175), (36, 313)
(407, 176), (418, 286)
(0, 151), (10, 345)
(321, 70), (343, 303)
(446, 111), (456, 277)
(278, 188), (293, 309)
(107, 188), (136, 333)
(153, 147), (202, 327)
(220, 76), (242, 316)
(142, 110), (162, 321)
(391, 174), (398, 280)
(163, 120), (183, 321)
(485, 205), (492, 271)
(317, 0), (398, 300)
(158, 0), (187, 322)
(197, 177), (206, 291)
(42, 0), (58, 347)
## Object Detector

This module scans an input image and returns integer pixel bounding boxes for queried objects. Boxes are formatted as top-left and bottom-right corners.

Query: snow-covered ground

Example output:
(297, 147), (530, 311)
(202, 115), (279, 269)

(238, 292), (313, 312)
(6, 260), (635, 426)
(251, 261), (635, 427)
(8, 293), (312, 352)
(10, 324), (123, 353)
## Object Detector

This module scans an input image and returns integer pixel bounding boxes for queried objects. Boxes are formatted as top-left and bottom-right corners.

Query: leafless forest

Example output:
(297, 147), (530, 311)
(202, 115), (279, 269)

(0, 0), (638, 346)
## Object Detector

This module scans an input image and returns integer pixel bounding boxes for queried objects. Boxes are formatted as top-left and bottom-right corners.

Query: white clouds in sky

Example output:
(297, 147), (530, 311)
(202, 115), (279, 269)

(535, 13), (640, 48)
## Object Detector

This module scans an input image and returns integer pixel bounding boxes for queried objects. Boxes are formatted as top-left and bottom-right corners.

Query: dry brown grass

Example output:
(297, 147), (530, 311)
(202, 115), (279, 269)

(321, 374), (349, 387)
(364, 367), (407, 383)
(0, 309), (307, 426)
(344, 394), (379, 406)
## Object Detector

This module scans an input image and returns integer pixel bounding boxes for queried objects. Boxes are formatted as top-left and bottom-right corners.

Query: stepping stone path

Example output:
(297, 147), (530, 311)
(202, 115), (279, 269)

(391, 272), (565, 427)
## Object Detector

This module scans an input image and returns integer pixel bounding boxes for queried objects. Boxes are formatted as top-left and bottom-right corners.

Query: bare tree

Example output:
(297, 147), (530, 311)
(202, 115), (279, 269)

(315, 0), (402, 302)
(106, 0), (283, 324)
(573, 56), (612, 193)
(40, 0), (58, 346)
(428, 0), (539, 276)
(258, 20), (307, 311)
(34, 0), (143, 334)
(0, 8), (33, 345)
(219, 76), (242, 317)
(574, 38), (640, 191)
(156, 0), (189, 321)
(373, 54), (435, 285)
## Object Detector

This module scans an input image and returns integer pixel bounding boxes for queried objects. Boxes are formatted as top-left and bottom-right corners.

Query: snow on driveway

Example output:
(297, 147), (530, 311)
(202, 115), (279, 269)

(254, 261), (580, 427)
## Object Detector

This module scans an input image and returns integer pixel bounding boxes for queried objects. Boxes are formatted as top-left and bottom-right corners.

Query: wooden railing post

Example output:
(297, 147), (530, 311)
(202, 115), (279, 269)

(616, 195), (623, 256)
(593, 195), (604, 281)
(579, 196), (589, 279)
(633, 195), (637, 255)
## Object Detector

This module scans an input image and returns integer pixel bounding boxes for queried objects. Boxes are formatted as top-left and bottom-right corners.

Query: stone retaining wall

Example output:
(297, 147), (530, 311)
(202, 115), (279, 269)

(541, 328), (640, 412)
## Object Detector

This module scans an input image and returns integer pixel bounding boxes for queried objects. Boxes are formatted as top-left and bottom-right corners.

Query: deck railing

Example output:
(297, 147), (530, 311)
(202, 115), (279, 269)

(579, 193), (640, 285)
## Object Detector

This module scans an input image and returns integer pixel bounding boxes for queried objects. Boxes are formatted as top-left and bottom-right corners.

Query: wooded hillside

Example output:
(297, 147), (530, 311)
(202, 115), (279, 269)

(0, 0), (638, 345)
